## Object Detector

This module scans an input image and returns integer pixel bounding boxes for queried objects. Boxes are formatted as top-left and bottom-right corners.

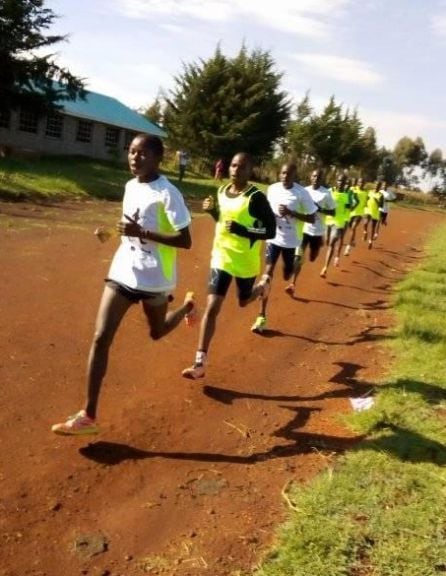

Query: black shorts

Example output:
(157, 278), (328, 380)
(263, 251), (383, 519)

(105, 279), (169, 305)
(265, 243), (296, 279)
(301, 233), (323, 261)
(208, 268), (256, 301)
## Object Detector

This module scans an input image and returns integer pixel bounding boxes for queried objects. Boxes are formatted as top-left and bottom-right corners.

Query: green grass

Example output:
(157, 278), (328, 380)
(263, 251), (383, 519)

(254, 226), (446, 576)
(0, 155), (223, 202)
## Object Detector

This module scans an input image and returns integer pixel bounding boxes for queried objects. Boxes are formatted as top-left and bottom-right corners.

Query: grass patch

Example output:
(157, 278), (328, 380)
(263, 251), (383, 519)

(0, 155), (225, 202)
(254, 226), (446, 576)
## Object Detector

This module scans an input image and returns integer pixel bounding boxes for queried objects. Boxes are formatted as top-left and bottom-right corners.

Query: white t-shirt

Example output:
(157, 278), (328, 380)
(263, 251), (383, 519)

(107, 176), (191, 292)
(267, 181), (317, 248)
(303, 185), (336, 236)
(380, 188), (397, 213)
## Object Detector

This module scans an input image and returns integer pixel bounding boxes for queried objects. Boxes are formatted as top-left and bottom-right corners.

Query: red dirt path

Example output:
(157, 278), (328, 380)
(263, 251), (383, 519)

(0, 201), (444, 576)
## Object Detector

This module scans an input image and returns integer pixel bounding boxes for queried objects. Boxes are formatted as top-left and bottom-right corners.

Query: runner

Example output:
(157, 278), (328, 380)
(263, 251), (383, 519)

(363, 180), (385, 248)
(182, 152), (276, 379)
(251, 162), (317, 333)
(320, 174), (356, 278)
(344, 177), (369, 256)
(375, 181), (397, 238)
(52, 134), (195, 435)
(287, 168), (335, 294)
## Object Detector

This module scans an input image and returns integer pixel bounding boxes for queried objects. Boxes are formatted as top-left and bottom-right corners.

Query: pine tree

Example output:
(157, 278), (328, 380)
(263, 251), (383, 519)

(0, 0), (84, 114)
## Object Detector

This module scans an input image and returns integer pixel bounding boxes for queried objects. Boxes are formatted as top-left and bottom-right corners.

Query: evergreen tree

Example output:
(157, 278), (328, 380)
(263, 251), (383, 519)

(163, 45), (290, 164)
(0, 0), (84, 114)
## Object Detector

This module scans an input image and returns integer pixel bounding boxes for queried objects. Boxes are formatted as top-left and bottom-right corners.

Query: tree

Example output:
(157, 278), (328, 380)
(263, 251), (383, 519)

(358, 126), (380, 181)
(393, 136), (427, 186)
(284, 95), (381, 181)
(141, 94), (164, 127)
(0, 0), (85, 114)
(376, 148), (398, 185)
(424, 148), (446, 193)
(163, 45), (291, 164)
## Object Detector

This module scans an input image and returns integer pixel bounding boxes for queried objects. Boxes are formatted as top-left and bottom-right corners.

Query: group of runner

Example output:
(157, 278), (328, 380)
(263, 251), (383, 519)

(51, 134), (395, 436)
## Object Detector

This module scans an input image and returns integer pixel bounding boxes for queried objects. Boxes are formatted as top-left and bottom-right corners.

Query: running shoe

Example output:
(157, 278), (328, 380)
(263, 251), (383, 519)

(284, 284), (294, 296)
(251, 315), (267, 334)
(182, 363), (206, 379)
(344, 245), (351, 256)
(51, 410), (98, 436)
(184, 291), (198, 327)
(373, 233), (379, 240)
(334, 256), (340, 267)
(320, 267), (327, 278)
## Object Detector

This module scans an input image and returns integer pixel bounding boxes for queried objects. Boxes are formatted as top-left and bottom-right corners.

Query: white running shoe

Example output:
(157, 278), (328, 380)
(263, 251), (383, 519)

(52, 410), (98, 436)
(182, 363), (206, 379)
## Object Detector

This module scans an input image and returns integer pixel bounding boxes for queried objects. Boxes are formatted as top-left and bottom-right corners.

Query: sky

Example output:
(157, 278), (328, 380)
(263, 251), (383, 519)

(46, 0), (446, 155)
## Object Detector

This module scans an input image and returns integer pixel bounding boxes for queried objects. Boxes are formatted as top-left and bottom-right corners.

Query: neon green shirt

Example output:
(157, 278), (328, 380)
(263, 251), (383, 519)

(325, 188), (351, 229)
(210, 184), (263, 277)
(350, 187), (369, 218)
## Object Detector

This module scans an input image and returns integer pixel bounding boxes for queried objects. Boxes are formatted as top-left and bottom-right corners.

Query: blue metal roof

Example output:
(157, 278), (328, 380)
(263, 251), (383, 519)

(62, 90), (167, 137)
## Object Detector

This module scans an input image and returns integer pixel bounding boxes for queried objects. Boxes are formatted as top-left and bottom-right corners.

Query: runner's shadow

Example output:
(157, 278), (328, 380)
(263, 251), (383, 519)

(360, 423), (446, 465)
(346, 325), (392, 346)
(203, 361), (374, 405)
(379, 260), (405, 273)
(79, 425), (446, 467)
(79, 402), (446, 467)
(381, 378), (446, 405)
(352, 263), (393, 279)
(78, 432), (360, 466)
(326, 282), (384, 294)
(363, 299), (391, 310)
(252, 328), (355, 346)
(294, 296), (362, 310)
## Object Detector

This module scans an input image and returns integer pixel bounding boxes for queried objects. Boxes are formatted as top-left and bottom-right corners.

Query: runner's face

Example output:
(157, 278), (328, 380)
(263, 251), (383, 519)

(311, 171), (321, 188)
(128, 137), (159, 181)
(229, 154), (251, 186)
(280, 165), (296, 189)
(337, 178), (344, 190)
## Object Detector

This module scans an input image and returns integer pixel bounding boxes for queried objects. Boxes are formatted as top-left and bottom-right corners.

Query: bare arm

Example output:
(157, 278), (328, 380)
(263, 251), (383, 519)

(278, 205), (316, 223)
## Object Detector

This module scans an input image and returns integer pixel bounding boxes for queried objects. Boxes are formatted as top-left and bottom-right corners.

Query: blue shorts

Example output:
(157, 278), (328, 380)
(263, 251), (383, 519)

(208, 268), (256, 302)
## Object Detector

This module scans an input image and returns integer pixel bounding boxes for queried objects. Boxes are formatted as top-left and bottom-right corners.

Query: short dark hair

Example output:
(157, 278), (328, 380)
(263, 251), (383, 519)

(233, 151), (253, 168)
(133, 134), (164, 159)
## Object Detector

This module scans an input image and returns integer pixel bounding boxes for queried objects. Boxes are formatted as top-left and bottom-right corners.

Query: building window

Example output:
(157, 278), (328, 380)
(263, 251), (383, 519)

(19, 109), (39, 133)
(0, 110), (11, 129)
(45, 113), (64, 138)
(105, 126), (120, 148)
(76, 120), (93, 143)
(124, 130), (137, 150)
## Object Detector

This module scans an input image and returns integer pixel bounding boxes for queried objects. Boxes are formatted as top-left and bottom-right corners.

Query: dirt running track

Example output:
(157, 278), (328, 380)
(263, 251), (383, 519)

(0, 200), (444, 576)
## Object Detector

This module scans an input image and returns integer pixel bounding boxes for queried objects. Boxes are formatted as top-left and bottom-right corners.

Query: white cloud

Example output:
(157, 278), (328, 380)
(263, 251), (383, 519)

(431, 12), (446, 36)
(359, 107), (446, 151)
(113, 0), (232, 23)
(291, 53), (383, 86)
(112, 0), (351, 37)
